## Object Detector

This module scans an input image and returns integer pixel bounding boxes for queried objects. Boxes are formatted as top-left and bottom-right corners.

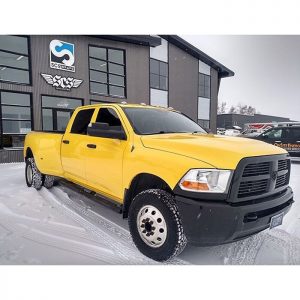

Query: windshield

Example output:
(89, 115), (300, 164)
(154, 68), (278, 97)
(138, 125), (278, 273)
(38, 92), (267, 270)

(123, 108), (207, 135)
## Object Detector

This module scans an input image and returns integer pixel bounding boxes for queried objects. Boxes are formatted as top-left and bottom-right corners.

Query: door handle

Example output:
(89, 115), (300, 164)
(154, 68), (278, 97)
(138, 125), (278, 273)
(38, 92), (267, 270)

(63, 140), (70, 144)
(87, 144), (97, 149)
(275, 141), (282, 143)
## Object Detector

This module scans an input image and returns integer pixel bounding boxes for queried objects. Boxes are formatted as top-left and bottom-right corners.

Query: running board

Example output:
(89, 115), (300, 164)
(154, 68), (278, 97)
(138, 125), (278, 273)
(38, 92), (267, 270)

(58, 179), (123, 214)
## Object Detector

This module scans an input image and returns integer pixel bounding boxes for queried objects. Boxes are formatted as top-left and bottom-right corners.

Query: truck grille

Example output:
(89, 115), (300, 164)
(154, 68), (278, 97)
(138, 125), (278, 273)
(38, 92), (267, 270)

(242, 162), (271, 177)
(230, 155), (291, 202)
(275, 174), (289, 188)
(238, 179), (269, 198)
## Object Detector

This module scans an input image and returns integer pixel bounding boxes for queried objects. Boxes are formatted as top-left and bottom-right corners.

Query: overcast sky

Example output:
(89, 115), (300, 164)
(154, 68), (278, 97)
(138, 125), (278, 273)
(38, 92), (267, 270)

(182, 35), (300, 121)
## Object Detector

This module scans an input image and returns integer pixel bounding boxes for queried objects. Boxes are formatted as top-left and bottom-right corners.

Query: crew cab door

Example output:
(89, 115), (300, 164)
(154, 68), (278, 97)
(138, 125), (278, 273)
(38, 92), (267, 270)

(84, 106), (128, 202)
(61, 108), (96, 184)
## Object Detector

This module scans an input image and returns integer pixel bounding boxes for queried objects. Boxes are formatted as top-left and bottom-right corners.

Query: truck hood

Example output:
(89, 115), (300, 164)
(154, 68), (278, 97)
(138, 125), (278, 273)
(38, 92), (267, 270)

(141, 133), (287, 169)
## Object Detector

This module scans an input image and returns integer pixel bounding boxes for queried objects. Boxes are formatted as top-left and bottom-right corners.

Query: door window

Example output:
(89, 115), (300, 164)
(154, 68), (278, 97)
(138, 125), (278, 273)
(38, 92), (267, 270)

(264, 128), (282, 139)
(96, 107), (123, 131)
(71, 109), (95, 134)
(291, 128), (300, 140)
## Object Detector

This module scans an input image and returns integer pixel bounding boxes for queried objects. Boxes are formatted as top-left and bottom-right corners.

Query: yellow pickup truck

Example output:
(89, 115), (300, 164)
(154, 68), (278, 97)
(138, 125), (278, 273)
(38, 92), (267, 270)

(24, 103), (294, 261)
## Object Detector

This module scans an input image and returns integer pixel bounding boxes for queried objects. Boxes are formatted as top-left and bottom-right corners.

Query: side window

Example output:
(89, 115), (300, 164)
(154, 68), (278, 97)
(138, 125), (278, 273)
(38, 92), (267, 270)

(264, 128), (282, 139)
(291, 128), (300, 140)
(71, 109), (95, 134)
(96, 108), (123, 130)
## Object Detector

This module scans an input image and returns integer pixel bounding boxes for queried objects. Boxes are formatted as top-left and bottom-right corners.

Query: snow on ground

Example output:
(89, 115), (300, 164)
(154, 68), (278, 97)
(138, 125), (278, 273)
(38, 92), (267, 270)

(0, 162), (299, 264)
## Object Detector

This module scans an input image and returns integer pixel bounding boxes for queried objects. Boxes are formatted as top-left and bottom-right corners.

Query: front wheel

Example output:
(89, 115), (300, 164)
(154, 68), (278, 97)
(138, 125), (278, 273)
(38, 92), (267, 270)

(25, 158), (43, 190)
(128, 189), (187, 262)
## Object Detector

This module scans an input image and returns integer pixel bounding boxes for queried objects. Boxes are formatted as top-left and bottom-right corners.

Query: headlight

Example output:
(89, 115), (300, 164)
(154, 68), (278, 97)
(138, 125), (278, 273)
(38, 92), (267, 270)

(179, 169), (232, 193)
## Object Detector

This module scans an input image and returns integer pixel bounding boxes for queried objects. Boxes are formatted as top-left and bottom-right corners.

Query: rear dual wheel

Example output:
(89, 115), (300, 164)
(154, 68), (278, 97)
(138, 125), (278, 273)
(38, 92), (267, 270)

(25, 157), (55, 190)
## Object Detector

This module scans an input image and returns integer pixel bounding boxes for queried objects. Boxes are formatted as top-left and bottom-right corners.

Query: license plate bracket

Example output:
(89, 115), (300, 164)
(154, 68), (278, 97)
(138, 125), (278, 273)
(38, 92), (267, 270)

(270, 212), (284, 229)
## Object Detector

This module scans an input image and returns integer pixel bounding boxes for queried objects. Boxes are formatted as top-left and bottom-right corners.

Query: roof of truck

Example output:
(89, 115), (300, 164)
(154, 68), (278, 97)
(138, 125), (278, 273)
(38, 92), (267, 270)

(80, 103), (174, 110)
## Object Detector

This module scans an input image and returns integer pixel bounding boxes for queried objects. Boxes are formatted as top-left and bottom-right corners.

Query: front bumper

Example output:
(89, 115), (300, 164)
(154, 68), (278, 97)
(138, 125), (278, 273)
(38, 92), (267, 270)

(175, 187), (294, 246)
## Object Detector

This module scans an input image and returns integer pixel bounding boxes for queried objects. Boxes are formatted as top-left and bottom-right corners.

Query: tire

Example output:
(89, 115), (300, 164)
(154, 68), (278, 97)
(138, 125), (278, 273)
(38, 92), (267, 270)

(43, 175), (55, 189)
(25, 157), (43, 190)
(128, 189), (187, 262)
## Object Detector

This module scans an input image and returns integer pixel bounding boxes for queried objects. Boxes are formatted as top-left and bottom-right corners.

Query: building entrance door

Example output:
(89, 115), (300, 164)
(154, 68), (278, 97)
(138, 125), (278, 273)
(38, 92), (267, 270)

(41, 96), (83, 132)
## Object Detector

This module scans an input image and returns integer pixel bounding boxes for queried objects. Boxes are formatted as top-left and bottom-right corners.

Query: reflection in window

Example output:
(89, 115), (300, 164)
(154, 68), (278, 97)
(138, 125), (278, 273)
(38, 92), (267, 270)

(0, 36), (30, 84)
(41, 96), (82, 132)
(150, 59), (168, 91)
(199, 73), (210, 98)
(89, 46), (126, 97)
(0, 91), (32, 148)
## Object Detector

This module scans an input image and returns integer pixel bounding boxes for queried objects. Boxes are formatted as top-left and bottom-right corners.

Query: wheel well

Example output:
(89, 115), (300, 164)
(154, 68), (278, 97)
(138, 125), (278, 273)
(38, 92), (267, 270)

(25, 148), (33, 160)
(122, 173), (173, 218)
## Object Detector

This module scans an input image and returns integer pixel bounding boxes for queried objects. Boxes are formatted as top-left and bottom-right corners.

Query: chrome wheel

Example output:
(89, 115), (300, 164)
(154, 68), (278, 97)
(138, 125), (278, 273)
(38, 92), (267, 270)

(137, 205), (167, 248)
(27, 164), (33, 185)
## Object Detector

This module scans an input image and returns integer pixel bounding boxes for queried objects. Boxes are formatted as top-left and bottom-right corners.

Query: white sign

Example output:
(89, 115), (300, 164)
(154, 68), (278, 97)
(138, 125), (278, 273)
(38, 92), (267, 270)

(49, 39), (75, 72)
(41, 73), (83, 91)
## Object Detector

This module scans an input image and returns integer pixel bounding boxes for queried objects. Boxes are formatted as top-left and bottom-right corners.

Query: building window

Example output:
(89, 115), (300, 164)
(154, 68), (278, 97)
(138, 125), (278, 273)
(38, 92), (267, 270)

(89, 46), (126, 98)
(0, 91), (32, 148)
(41, 96), (82, 132)
(198, 119), (210, 130)
(198, 97), (210, 130)
(90, 99), (115, 105)
(150, 58), (168, 91)
(0, 36), (30, 85)
(199, 73), (210, 98)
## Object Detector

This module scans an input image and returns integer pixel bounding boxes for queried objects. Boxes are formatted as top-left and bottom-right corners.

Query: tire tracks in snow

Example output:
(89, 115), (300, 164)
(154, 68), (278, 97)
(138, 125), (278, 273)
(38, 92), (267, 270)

(40, 186), (188, 265)
(217, 228), (300, 265)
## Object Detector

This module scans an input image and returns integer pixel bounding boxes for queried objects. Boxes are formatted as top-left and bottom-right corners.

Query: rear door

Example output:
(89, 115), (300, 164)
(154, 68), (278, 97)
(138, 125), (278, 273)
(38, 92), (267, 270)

(61, 108), (96, 184)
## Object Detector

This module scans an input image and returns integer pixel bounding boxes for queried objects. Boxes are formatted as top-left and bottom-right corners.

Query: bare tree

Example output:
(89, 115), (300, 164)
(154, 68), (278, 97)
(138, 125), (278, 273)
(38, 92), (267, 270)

(228, 105), (237, 114)
(246, 105), (256, 115)
(217, 101), (227, 114)
(237, 103), (248, 115)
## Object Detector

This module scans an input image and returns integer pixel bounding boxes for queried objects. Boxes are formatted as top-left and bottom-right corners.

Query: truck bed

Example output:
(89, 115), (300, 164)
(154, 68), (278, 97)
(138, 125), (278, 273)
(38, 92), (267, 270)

(24, 131), (64, 176)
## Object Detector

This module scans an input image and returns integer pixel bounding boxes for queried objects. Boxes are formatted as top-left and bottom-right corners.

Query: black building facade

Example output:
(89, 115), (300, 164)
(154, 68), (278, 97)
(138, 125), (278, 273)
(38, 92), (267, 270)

(0, 35), (233, 162)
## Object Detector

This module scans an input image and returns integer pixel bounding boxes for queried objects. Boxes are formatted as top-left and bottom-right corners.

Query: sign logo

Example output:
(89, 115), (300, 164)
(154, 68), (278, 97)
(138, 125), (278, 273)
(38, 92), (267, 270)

(49, 39), (75, 72)
(41, 73), (83, 91)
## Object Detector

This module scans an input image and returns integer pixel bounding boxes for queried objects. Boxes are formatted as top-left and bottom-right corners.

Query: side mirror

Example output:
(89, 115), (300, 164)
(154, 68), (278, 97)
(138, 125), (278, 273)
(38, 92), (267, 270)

(87, 122), (127, 140)
(262, 134), (268, 139)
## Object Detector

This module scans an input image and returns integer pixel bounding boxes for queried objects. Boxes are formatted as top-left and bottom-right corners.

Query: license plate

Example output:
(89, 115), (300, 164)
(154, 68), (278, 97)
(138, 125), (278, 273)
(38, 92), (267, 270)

(270, 212), (284, 229)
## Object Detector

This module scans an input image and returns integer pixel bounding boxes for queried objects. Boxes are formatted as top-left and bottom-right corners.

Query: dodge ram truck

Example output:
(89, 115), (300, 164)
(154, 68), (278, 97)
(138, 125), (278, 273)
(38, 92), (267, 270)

(24, 103), (294, 261)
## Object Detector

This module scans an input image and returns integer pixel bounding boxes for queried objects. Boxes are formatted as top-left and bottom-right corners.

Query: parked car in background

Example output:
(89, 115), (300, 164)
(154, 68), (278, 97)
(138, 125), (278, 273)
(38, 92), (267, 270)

(251, 124), (300, 158)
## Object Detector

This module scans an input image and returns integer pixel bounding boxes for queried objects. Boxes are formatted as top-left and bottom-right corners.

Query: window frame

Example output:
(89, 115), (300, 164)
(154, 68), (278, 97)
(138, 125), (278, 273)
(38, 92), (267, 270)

(0, 35), (32, 86)
(88, 45), (127, 99)
(0, 90), (33, 149)
(149, 58), (168, 91)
